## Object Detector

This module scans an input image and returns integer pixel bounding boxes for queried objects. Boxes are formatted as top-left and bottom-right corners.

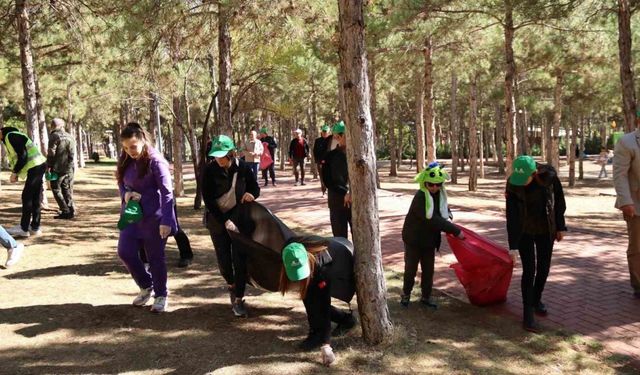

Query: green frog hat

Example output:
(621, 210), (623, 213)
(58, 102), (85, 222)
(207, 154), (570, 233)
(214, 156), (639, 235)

(414, 162), (450, 219)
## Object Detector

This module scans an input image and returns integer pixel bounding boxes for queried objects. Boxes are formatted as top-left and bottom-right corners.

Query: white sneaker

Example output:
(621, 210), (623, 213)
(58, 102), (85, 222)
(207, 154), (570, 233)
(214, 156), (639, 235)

(6, 225), (29, 238)
(321, 345), (336, 366)
(5, 243), (24, 267)
(29, 227), (42, 236)
(150, 296), (168, 313)
(132, 287), (153, 306)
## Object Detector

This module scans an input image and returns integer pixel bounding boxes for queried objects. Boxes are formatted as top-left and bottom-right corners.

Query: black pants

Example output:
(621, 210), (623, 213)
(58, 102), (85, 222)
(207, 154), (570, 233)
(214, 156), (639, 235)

(261, 162), (276, 184)
(21, 163), (47, 231)
(518, 233), (554, 308)
(206, 213), (247, 299)
(328, 190), (352, 239)
(303, 276), (351, 344)
(50, 172), (74, 214)
(402, 243), (435, 299)
(293, 157), (305, 183)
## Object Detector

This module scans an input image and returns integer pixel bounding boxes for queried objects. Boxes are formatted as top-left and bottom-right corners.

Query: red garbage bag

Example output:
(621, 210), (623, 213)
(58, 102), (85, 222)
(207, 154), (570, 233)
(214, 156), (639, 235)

(260, 142), (273, 170)
(446, 225), (513, 306)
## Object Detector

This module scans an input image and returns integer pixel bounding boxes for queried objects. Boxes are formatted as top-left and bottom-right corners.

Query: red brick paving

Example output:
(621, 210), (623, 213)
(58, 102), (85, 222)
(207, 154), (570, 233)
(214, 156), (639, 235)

(258, 173), (640, 364)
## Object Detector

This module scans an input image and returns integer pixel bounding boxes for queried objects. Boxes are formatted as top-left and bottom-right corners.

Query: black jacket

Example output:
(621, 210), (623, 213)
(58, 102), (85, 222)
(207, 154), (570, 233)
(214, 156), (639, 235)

(202, 157), (260, 223)
(505, 163), (567, 249)
(261, 135), (277, 158)
(402, 190), (461, 249)
(313, 135), (332, 163)
(288, 138), (309, 159)
(1, 127), (29, 174)
(321, 146), (349, 195)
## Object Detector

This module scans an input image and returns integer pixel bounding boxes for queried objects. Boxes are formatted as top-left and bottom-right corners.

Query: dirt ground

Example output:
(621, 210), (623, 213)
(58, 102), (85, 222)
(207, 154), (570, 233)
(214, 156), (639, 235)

(0, 158), (634, 374)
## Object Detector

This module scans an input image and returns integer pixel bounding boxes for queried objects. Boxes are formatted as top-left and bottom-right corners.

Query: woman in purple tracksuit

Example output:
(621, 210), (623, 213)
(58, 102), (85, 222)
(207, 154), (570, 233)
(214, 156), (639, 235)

(116, 122), (177, 313)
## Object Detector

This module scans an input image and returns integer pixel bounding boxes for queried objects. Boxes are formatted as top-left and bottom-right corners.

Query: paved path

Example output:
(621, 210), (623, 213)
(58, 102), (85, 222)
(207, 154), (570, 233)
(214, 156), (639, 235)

(257, 173), (640, 364)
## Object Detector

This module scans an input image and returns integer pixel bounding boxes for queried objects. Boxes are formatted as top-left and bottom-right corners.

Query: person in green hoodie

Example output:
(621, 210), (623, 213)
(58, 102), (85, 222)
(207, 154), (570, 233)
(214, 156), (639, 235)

(401, 162), (464, 309)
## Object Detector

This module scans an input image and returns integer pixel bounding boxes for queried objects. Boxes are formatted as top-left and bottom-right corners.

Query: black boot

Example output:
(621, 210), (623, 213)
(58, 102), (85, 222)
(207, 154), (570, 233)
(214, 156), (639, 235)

(534, 301), (548, 316)
(523, 306), (540, 333)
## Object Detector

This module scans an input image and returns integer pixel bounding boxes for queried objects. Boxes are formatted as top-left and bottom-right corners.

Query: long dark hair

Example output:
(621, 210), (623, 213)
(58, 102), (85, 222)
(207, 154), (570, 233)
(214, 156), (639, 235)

(116, 122), (151, 184)
(278, 236), (331, 299)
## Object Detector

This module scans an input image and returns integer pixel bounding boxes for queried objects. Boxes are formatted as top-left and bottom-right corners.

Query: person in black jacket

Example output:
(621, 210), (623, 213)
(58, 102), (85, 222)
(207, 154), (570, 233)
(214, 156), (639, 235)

(313, 125), (332, 195)
(321, 122), (351, 239)
(401, 162), (464, 309)
(288, 129), (309, 186)
(202, 135), (260, 318)
(506, 155), (567, 333)
(259, 127), (278, 186)
(47, 118), (76, 219)
(279, 237), (356, 366)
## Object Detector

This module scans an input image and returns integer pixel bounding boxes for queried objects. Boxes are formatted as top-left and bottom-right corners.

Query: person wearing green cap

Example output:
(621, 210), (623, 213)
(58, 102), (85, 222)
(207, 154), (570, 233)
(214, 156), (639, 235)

(313, 124), (332, 195)
(279, 237), (356, 366)
(321, 121), (351, 238)
(401, 162), (464, 309)
(506, 155), (567, 332)
(203, 134), (260, 318)
(613, 114), (640, 299)
(258, 127), (278, 186)
(116, 122), (177, 314)
(0, 126), (47, 238)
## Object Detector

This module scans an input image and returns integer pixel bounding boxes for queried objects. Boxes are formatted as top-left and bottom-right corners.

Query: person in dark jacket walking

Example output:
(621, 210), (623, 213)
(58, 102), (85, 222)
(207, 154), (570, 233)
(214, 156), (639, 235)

(321, 122), (351, 239)
(259, 127), (278, 186)
(202, 135), (260, 317)
(313, 124), (332, 195)
(47, 118), (76, 219)
(279, 237), (356, 366)
(1, 127), (47, 238)
(288, 129), (309, 186)
(401, 162), (464, 309)
(506, 155), (567, 332)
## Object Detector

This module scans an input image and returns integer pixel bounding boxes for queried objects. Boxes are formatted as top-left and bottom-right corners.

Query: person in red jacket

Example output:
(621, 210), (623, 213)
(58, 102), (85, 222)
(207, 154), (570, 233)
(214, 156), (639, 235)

(288, 129), (309, 186)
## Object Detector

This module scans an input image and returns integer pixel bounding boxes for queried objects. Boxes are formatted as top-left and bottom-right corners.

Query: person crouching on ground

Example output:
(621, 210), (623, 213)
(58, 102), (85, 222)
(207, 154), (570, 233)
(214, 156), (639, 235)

(116, 122), (177, 313)
(401, 162), (464, 309)
(202, 135), (260, 318)
(506, 155), (567, 332)
(279, 239), (357, 366)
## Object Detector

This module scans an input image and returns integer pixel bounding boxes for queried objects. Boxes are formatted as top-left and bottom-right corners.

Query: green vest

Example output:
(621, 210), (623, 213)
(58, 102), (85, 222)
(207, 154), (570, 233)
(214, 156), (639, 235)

(4, 131), (46, 179)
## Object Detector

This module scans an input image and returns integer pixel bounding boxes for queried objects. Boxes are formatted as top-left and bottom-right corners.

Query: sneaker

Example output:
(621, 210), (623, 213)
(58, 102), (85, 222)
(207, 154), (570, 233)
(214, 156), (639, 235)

(232, 299), (248, 318)
(534, 301), (548, 316)
(332, 314), (357, 336)
(294, 181), (299, 186)
(5, 243), (24, 267)
(300, 181), (306, 186)
(54, 212), (74, 220)
(6, 225), (29, 238)
(29, 227), (42, 236)
(272, 181), (277, 187)
(321, 345), (336, 366)
(400, 295), (410, 307)
(150, 296), (168, 313)
(177, 258), (192, 268)
(263, 181), (269, 187)
(132, 287), (153, 306)
(420, 297), (438, 310)
(298, 334), (323, 351)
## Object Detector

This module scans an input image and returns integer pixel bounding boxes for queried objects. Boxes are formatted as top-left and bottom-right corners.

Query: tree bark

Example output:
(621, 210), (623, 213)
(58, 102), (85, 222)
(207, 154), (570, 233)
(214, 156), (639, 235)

(551, 71), (564, 171)
(424, 37), (436, 163)
(218, 0), (233, 136)
(494, 103), (505, 174)
(504, 1), (518, 174)
(541, 113), (548, 163)
(338, 0), (392, 344)
(414, 71), (426, 172)
(579, 116), (585, 180)
(76, 122), (85, 168)
(468, 75), (478, 191)
(184, 83), (199, 197)
(172, 95), (184, 197)
(479, 119), (485, 179)
(389, 93), (397, 177)
(568, 117), (577, 187)
(34, 69), (48, 156)
(309, 80), (319, 178)
(16, 0), (40, 147)
(450, 72), (459, 183)
(618, 0), (636, 132)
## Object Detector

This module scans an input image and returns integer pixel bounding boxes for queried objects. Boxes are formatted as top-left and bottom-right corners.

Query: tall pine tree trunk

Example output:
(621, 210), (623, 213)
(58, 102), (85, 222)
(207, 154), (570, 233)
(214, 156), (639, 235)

(414, 71), (426, 172)
(569, 117), (577, 187)
(389, 93), (397, 177)
(338, 0), (392, 345)
(618, 0), (636, 132)
(579, 117), (585, 180)
(16, 0), (40, 147)
(551, 71), (564, 171)
(76, 122), (85, 168)
(34, 69), (47, 156)
(424, 37), (436, 163)
(494, 103), (505, 174)
(172, 96), (184, 196)
(504, 1), (518, 174)
(218, 1), (233, 136)
(468, 75), (478, 191)
(450, 72), (459, 183)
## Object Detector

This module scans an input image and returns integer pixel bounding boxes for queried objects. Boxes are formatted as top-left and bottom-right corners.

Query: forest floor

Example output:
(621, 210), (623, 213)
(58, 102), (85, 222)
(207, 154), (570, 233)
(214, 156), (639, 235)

(0, 157), (636, 374)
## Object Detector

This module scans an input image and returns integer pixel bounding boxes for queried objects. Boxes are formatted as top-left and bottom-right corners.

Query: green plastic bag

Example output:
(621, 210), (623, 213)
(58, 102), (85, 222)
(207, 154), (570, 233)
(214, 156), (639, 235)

(117, 200), (143, 230)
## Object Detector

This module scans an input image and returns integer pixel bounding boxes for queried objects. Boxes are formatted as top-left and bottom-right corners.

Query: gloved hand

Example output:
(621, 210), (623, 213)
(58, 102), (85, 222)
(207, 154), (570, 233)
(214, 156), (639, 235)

(321, 344), (335, 366)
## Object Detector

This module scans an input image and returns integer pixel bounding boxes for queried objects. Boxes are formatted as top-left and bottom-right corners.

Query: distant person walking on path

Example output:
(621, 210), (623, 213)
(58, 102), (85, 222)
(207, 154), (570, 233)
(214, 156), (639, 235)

(288, 128), (309, 186)
(506, 155), (567, 332)
(259, 127), (278, 186)
(401, 162), (464, 309)
(279, 239), (356, 366)
(242, 130), (263, 179)
(321, 122), (351, 239)
(116, 123), (177, 313)
(47, 118), (76, 219)
(1, 225), (24, 267)
(313, 124), (332, 195)
(597, 147), (609, 179)
(613, 122), (640, 299)
(203, 135), (260, 318)
(1, 127), (47, 238)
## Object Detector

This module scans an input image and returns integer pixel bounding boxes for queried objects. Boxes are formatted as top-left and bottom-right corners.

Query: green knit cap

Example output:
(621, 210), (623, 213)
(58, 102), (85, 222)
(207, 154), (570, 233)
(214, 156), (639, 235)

(415, 162), (449, 219)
